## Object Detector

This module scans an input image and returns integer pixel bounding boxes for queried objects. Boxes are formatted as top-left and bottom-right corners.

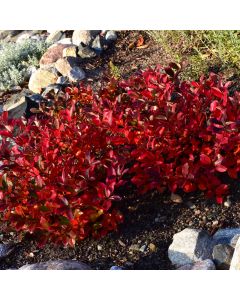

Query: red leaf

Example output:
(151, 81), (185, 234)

(228, 168), (238, 179)
(103, 109), (113, 126)
(216, 196), (223, 204)
(182, 162), (189, 177)
(62, 169), (66, 183)
(216, 184), (228, 195)
(200, 154), (212, 165)
(183, 181), (196, 193)
(211, 87), (223, 98)
(136, 35), (144, 47)
(210, 100), (219, 112)
(215, 165), (227, 172)
(0, 130), (12, 137)
(1, 111), (8, 123)
(191, 81), (200, 88)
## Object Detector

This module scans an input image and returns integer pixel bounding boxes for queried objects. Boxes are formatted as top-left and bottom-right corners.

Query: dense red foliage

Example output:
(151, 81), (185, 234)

(0, 64), (240, 246)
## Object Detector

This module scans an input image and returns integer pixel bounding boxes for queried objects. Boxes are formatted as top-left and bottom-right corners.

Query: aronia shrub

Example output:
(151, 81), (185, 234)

(0, 63), (240, 246)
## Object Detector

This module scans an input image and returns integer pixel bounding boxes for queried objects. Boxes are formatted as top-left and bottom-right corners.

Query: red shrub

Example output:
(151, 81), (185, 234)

(0, 64), (240, 246)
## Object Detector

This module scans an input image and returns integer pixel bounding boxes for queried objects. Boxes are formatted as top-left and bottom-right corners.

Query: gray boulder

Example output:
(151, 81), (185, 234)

(213, 228), (240, 245)
(230, 234), (240, 248)
(78, 44), (96, 59)
(72, 30), (100, 47)
(212, 244), (234, 269)
(28, 69), (58, 93)
(168, 228), (214, 267)
(46, 31), (64, 44)
(105, 30), (117, 42)
(230, 236), (240, 270)
(177, 259), (216, 270)
(91, 35), (102, 53)
(19, 259), (92, 270)
(68, 66), (86, 82)
(0, 243), (15, 259)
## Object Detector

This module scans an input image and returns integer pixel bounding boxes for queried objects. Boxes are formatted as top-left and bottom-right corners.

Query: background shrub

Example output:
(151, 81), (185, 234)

(147, 31), (240, 80)
(0, 39), (49, 91)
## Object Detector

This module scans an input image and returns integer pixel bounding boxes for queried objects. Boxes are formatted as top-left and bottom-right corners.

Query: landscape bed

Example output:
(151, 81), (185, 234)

(0, 30), (240, 270)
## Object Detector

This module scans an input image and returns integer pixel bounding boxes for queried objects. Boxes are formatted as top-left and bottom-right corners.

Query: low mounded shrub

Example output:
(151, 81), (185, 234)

(0, 64), (240, 246)
(0, 39), (49, 91)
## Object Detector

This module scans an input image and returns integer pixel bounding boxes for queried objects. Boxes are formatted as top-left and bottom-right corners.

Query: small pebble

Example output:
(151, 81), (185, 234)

(118, 240), (126, 247)
(97, 245), (103, 251)
(125, 262), (134, 267)
(186, 201), (196, 209)
(212, 220), (219, 226)
(149, 243), (157, 252)
(170, 193), (183, 203)
(129, 244), (139, 252)
(194, 210), (201, 215)
(110, 266), (123, 270)
(224, 200), (231, 208)
(139, 244), (147, 253)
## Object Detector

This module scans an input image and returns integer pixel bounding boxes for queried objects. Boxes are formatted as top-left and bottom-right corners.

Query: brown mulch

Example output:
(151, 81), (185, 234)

(1, 30), (240, 270)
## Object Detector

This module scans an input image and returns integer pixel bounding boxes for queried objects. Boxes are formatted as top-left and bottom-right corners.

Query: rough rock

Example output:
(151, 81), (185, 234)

(57, 76), (69, 85)
(77, 44), (96, 58)
(25, 95), (44, 119)
(3, 89), (31, 119)
(168, 228), (214, 267)
(230, 236), (240, 270)
(0, 243), (15, 259)
(19, 259), (92, 270)
(3, 89), (30, 112)
(57, 38), (72, 45)
(212, 244), (234, 269)
(68, 66), (86, 82)
(41, 84), (64, 97)
(39, 44), (71, 68)
(170, 193), (183, 203)
(213, 228), (240, 245)
(230, 234), (240, 248)
(46, 31), (64, 44)
(177, 259), (216, 270)
(110, 266), (123, 270)
(28, 69), (58, 93)
(63, 46), (77, 57)
(26, 93), (44, 104)
(55, 57), (81, 76)
(105, 30), (117, 42)
(16, 33), (32, 44)
(0, 30), (22, 42)
(26, 66), (37, 80)
(91, 35), (102, 53)
(72, 30), (100, 46)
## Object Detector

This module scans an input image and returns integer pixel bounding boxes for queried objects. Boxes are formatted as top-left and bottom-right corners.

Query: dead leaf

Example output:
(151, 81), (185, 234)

(137, 43), (149, 49)
(136, 35), (144, 47)
(128, 41), (135, 50)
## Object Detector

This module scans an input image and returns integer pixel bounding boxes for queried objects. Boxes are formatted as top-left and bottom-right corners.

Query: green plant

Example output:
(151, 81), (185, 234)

(0, 39), (49, 91)
(109, 60), (121, 79)
(147, 30), (240, 79)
